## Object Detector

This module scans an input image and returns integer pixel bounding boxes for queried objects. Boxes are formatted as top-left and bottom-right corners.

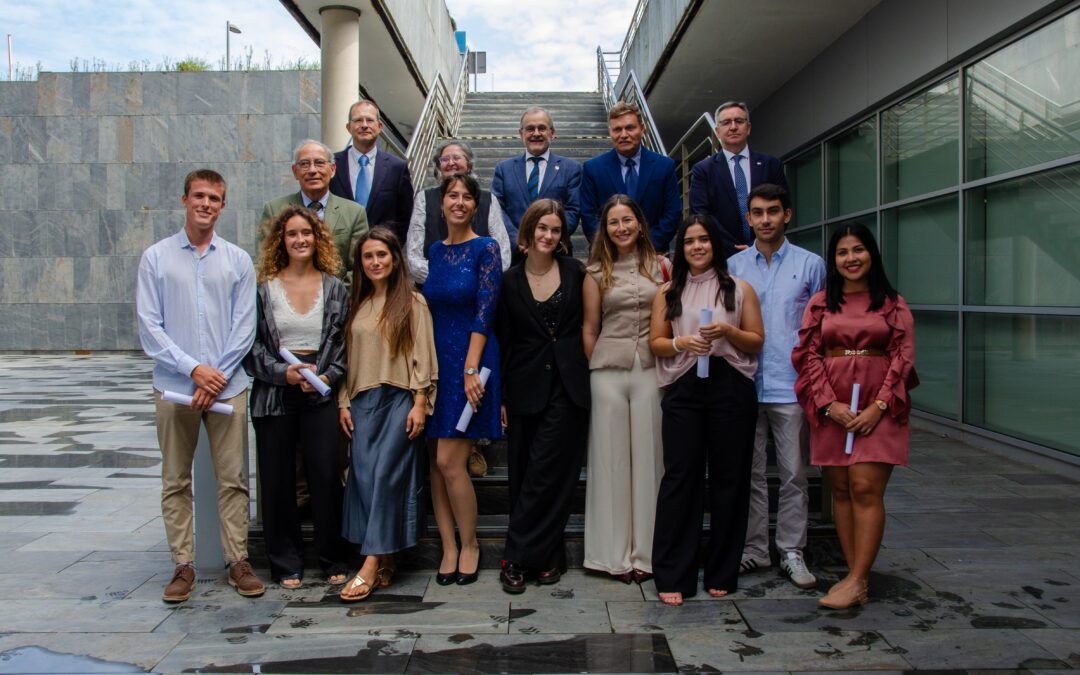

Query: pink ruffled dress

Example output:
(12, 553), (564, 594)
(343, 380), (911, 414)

(792, 290), (918, 466)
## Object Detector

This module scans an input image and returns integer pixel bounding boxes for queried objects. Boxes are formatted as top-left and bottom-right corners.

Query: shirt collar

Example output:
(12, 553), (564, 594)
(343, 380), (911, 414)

(349, 145), (377, 164)
(525, 149), (551, 163)
(618, 146), (642, 167)
(178, 228), (217, 251)
(303, 191), (328, 209)
(753, 237), (789, 262)
(722, 146), (750, 163)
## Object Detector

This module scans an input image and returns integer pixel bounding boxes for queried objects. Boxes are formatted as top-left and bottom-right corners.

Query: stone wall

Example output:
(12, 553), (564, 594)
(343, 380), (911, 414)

(0, 71), (321, 350)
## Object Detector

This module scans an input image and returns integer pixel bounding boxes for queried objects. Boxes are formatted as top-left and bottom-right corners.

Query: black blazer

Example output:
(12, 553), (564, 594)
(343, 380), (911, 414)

(497, 256), (590, 414)
(329, 147), (415, 243)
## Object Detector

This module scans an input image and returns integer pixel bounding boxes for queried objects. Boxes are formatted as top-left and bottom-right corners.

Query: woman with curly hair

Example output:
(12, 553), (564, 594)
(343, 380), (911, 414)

(581, 194), (671, 584)
(337, 227), (437, 602)
(243, 204), (350, 589)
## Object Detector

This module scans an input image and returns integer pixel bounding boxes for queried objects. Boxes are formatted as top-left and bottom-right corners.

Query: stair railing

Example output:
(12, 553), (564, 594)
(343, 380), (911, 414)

(595, 46), (667, 155)
(405, 49), (471, 194)
(668, 113), (722, 216)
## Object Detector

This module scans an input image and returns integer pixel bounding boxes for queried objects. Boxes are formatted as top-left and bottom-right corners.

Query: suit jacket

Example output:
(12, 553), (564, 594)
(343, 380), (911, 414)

(259, 192), (369, 287)
(688, 149), (788, 258)
(580, 147), (681, 252)
(496, 256), (590, 414)
(328, 147), (414, 243)
(491, 152), (582, 242)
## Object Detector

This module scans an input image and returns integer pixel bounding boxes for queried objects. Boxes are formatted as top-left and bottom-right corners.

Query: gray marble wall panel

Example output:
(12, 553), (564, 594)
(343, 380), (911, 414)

(0, 71), (322, 349)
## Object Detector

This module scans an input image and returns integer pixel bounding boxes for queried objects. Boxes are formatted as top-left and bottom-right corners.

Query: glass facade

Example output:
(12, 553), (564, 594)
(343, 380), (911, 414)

(784, 6), (1080, 456)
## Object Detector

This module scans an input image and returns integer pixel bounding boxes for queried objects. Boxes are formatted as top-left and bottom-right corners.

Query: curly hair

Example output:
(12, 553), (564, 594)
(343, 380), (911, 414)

(256, 205), (342, 282)
(587, 194), (660, 292)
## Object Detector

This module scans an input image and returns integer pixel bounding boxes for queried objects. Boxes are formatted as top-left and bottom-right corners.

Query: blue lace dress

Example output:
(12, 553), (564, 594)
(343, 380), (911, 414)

(423, 237), (504, 439)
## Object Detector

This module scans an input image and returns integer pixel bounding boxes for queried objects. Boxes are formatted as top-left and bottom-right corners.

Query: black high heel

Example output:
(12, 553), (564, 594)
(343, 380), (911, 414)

(456, 549), (481, 585)
(436, 569), (458, 586)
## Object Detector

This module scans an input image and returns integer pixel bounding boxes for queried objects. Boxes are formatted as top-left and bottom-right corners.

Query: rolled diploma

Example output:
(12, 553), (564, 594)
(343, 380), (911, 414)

(162, 390), (233, 415)
(455, 367), (492, 433)
(278, 347), (331, 396)
(697, 308), (713, 378)
(844, 382), (861, 455)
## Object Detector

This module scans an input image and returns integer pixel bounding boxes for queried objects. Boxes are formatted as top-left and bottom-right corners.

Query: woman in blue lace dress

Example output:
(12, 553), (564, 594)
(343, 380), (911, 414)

(422, 172), (503, 585)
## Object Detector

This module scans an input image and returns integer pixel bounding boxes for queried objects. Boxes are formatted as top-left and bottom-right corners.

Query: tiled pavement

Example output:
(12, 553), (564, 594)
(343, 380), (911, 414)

(1, 354), (1079, 673)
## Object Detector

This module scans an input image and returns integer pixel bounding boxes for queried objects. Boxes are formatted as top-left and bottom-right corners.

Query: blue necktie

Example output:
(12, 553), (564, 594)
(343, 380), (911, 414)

(733, 154), (750, 243)
(354, 154), (370, 207)
(527, 156), (542, 200)
(624, 157), (638, 197)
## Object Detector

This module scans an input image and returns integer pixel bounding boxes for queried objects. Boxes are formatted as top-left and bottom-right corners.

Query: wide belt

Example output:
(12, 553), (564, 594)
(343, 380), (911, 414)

(825, 348), (885, 357)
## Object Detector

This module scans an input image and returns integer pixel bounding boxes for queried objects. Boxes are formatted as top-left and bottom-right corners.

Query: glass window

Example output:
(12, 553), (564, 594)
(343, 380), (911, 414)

(965, 313), (1080, 455)
(827, 214), (877, 249)
(965, 9), (1080, 179)
(787, 227), (822, 258)
(882, 77), (959, 202)
(965, 164), (1080, 307)
(827, 119), (877, 218)
(910, 310), (959, 419)
(786, 148), (822, 226)
(882, 195), (959, 305)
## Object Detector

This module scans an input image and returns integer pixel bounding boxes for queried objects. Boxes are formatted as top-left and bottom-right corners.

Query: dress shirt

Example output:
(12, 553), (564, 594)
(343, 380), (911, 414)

(137, 229), (257, 399)
(405, 192), (512, 284)
(722, 146), (752, 191)
(303, 192), (327, 212)
(619, 147), (643, 181)
(524, 150), (551, 189)
(727, 238), (825, 403)
(347, 145), (378, 197)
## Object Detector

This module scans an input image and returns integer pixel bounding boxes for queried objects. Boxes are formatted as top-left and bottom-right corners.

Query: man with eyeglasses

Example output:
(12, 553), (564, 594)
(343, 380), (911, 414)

(689, 101), (788, 258)
(328, 99), (414, 244)
(491, 107), (582, 257)
(260, 139), (369, 287)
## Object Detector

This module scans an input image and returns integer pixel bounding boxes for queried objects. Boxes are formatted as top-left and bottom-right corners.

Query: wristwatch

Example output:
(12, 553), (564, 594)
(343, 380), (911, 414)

(875, 399), (888, 411)
(464, 367), (478, 376)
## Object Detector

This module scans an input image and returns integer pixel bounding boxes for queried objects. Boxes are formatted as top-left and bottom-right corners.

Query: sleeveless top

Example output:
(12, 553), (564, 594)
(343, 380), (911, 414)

(655, 268), (758, 387)
(268, 276), (323, 352)
(587, 253), (666, 370)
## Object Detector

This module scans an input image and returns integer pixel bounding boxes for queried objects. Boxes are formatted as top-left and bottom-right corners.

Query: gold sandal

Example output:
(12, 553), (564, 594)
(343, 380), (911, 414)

(339, 572), (373, 603)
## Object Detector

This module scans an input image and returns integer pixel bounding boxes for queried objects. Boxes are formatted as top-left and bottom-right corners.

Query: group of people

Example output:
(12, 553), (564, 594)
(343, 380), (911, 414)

(136, 97), (916, 612)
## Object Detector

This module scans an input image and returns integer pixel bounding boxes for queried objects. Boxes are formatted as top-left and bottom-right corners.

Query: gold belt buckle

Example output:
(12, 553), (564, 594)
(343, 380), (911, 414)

(844, 349), (867, 356)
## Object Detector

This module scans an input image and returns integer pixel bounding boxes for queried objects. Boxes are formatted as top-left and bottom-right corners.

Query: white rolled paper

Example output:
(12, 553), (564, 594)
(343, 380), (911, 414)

(278, 347), (331, 396)
(161, 390), (234, 415)
(697, 308), (713, 378)
(844, 382), (861, 455)
(455, 367), (492, 433)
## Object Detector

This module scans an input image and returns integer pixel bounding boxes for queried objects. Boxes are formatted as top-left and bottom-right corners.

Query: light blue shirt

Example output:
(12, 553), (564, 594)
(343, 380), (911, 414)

(619, 147), (643, 180)
(136, 229), (256, 399)
(728, 239), (825, 403)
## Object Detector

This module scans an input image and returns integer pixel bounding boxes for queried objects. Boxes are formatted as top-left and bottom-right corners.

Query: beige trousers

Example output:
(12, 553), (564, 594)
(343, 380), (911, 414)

(583, 356), (664, 574)
(155, 390), (250, 564)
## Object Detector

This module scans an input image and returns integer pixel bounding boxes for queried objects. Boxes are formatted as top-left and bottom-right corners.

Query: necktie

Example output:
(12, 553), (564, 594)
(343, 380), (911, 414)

(624, 157), (638, 197)
(355, 154), (370, 207)
(307, 201), (323, 215)
(527, 156), (542, 200)
(733, 154), (750, 243)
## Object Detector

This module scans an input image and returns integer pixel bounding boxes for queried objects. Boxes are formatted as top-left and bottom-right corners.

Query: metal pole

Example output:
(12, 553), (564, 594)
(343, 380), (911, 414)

(7, 34), (12, 81)
(225, 21), (230, 71)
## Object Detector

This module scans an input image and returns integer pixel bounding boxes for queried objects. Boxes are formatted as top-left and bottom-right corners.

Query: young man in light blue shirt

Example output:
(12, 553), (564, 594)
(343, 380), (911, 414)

(727, 183), (825, 588)
(136, 169), (262, 602)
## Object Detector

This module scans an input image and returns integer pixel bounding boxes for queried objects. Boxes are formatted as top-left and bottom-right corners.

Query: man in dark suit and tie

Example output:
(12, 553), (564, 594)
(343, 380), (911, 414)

(491, 107), (582, 256)
(260, 140), (369, 287)
(689, 101), (789, 258)
(580, 101), (681, 252)
(328, 99), (414, 243)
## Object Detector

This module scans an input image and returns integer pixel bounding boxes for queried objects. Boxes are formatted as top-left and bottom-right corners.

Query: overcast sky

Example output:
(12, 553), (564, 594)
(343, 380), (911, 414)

(4, 0), (635, 91)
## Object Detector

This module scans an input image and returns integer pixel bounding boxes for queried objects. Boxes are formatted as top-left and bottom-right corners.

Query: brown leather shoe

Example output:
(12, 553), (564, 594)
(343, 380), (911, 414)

(162, 564), (196, 603)
(228, 559), (266, 597)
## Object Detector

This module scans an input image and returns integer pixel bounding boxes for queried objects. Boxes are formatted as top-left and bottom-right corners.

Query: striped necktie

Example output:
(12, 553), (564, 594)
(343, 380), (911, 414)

(527, 156), (542, 200)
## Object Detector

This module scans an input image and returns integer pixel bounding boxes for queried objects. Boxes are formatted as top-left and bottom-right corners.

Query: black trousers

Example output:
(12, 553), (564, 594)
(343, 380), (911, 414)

(653, 357), (757, 596)
(253, 392), (347, 581)
(504, 383), (588, 570)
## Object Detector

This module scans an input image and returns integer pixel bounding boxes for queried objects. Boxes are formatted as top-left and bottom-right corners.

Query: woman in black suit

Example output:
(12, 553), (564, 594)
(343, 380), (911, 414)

(496, 198), (590, 595)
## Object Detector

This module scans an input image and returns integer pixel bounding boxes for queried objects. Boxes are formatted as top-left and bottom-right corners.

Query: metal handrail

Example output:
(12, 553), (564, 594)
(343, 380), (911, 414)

(667, 112), (722, 216)
(404, 50), (470, 194)
(595, 46), (667, 155)
(618, 0), (649, 70)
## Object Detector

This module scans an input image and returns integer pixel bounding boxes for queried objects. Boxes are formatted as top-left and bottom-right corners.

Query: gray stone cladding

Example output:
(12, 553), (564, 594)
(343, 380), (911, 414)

(0, 71), (322, 349)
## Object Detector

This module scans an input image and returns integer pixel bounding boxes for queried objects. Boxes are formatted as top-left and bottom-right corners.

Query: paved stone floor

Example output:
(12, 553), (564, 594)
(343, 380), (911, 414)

(1, 354), (1079, 673)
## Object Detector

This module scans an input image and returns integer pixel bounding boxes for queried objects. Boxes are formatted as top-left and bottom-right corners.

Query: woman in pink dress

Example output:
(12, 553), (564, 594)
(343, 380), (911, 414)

(792, 223), (916, 609)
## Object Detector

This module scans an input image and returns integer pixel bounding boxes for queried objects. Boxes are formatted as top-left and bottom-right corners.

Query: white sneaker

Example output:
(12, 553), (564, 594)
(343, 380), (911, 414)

(780, 551), (816, 589)
(739, 553), (771, 574)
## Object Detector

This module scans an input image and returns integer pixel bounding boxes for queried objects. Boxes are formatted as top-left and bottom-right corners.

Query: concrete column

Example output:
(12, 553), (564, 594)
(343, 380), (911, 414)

(320, 6), (362, 150)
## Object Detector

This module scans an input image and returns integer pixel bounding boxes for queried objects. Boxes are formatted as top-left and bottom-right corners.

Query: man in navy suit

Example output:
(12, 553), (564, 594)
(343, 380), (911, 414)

(491, 107), (581, 256)
(328, 99), (414, 245)
(580, 101), (681, 252)
(689, 101), (789, 258)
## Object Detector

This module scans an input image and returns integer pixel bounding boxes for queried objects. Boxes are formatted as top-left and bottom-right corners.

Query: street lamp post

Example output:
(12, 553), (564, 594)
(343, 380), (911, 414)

(226, 22), (242, 71)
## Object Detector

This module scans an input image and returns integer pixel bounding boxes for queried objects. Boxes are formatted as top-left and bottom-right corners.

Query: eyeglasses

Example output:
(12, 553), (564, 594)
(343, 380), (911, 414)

(438, 154), (467, 164)
(717, 117), (748, 128)
(295, 159), (330, 170)
(522, 125), (550, 134)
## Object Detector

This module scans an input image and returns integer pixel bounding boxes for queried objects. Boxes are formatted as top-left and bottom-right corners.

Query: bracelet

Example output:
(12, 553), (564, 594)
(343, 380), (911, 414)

(672, 336), (683, 353)
(824, 403), (834, 418)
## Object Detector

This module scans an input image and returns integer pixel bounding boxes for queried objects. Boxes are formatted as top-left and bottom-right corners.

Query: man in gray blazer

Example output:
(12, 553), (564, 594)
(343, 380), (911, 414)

(260, 140), (369, 287)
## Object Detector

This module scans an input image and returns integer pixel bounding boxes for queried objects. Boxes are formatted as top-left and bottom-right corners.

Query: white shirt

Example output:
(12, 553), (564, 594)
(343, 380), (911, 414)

(524, 150), (551, 190)
(347, 145), (378, 196)
(722, 145), (752, 188)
